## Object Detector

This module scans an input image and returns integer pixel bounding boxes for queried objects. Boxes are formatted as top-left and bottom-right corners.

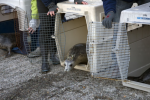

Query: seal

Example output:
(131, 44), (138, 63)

(64, 43), (88, 72)
(128, 68), (150, 84)
(0, 33), (16, 58)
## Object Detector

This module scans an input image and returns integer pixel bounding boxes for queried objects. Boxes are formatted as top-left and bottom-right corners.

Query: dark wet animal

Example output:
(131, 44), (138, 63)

(64, 43), (88, 72)
(0, 33), (16, 58)
(128, 68), (150, 84)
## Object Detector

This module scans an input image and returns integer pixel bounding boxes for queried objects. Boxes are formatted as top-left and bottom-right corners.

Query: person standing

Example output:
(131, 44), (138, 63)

(28, 0), (88, 73)
(102, 0), (150, 28)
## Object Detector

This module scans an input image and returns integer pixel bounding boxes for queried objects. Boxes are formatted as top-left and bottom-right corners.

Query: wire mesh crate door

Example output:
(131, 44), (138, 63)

(87, 22), (130, 80)
(54, 13), (66, 64)
(116, 24), (130, 80)
(23, 13), (65, 65)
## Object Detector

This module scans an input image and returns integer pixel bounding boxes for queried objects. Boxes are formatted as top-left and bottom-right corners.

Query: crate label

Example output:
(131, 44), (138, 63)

(67, 7), (81, 11)
(137, 17), (150, 20)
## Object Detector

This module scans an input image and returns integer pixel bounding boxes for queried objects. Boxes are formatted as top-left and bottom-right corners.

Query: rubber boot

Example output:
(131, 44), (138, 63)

(39, 33), (50, 73)
(50, 48), (60, 65)
(40, 45), (50, 73)
(39, 14), (55, 72)
(41, 63), (50, 73)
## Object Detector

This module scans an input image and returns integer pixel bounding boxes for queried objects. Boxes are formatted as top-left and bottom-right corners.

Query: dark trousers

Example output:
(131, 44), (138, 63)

(114, 0), (150, 22)
(39, 14), (56, 64)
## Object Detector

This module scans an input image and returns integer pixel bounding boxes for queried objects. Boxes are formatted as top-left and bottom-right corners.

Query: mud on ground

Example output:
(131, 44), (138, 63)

(0, 49), (150, 100)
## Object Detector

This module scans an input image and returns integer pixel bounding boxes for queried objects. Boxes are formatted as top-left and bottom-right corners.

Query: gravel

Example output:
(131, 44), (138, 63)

(0, 49), (150, 100)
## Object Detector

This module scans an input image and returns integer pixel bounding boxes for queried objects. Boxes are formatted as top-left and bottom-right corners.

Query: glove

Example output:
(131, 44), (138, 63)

(74, 0), (83, 4)
(29, 19), (40, 31)
(47, 2), (58, 12)
(102, 11), (115, 28)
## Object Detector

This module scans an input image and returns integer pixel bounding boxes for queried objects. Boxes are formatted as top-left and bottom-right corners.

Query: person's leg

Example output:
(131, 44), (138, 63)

(114, 0), (133, 22)
(113, 0), (133, 51)
(30, 31), (37, 51)
(27, 27), (41, 58)
(49, 16), (60, 65)
(39, 14), (51, 73)
(49, 43), (60, 65)
(111, 0), (133, 78)
(39, 31), (50, 72)
(36, 26), (40, 47)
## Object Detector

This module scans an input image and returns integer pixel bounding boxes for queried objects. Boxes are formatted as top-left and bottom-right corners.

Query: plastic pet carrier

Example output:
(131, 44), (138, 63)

(0, 0), (32, 54)
(120, 2), (150, 92)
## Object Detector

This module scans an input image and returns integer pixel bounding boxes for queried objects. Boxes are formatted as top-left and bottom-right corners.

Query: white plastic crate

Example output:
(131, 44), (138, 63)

(120, 2), (150, 24)
(0, 0), (31, 31)
(55, 1), (104, 71)
(56, 1), (130, 80)
(120, 3), (150, 92)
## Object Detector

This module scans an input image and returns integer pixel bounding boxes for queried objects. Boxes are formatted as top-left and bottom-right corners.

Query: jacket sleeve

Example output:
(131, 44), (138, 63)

(102, 0), (116, 15)
(40, 0), (53, 7)
(31, 0), (39, 19)
(40, 0), (66, 7)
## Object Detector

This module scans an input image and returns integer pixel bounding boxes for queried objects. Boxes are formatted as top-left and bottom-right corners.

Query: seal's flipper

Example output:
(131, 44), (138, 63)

(5, 48), (13, 58)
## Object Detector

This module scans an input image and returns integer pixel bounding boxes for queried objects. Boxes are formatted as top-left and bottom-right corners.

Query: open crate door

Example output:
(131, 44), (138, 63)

(23, 13), (65, 65)
(86, 22), (130, 80)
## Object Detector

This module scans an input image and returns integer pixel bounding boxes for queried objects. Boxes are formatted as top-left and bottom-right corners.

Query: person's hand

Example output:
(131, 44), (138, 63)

(47, 8), (59, 16)
(74, 0), (88, 5)
(75, 1), (88, 5)
(102, 11), (115, 29)
(47, 2), (58, 16)
(28, 19), (40, 34)
(28, 27), (34, 34)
